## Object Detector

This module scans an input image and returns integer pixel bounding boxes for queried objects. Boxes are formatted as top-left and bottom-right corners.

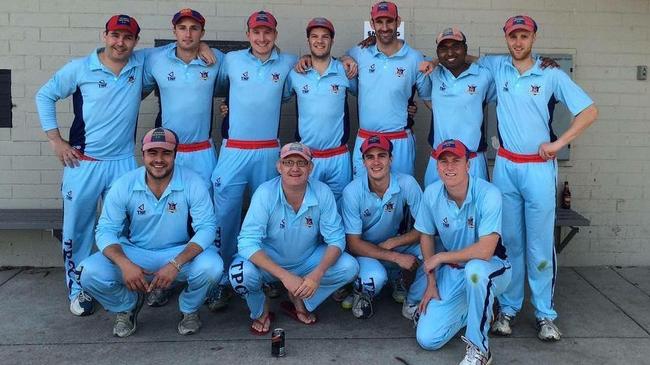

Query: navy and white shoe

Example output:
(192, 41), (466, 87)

(459, 336), (492, 365)
(351, 291), (374, 319)
(69, 290), (95, 316)
(113, 293), (145, 338)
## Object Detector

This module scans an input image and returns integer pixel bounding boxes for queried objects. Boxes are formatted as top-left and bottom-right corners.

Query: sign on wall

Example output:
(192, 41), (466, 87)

(363, 21), (405, 40)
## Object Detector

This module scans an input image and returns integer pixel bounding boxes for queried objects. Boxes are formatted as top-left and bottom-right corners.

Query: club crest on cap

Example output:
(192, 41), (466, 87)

(150, 129), (167, 141)
(117, 16), (131, 25)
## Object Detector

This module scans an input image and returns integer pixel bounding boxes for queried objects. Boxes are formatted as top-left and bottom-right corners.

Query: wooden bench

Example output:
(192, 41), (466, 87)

(0, 209), (63, 241)
(555, 208), (590, 253)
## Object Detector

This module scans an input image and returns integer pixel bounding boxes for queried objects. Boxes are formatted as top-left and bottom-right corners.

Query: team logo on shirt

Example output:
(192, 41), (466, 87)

(530, 84), (541, 95)
(137, 204), (146, 215)
(214, 177), (221, 188)
(271, 73), (281, 82)
(467, 216), (474, 228)
(305, 216), (314, 228)
(280, 218), (286, 229)
(442, 217), (449, 228)
(396, 67), (405, 77)
(98, 80), (107, 88)
(369, 64), (376, 73)
(241, 71), (249, 81)
(167, 72), (176, 81)
(439, 82), (447, 92)
(167, 202), (177, 213)
(200, 71), (209, 80)
(503, 81), (509, 92)
(467, 84), (477, 94)
(65, 190), (73, 200)
(127, 75), (136, 84)
(385, 202), (395, 212)
(302, 84), (310, 94)
(331, 84), (340, 94)
(363, 209), (371, 217)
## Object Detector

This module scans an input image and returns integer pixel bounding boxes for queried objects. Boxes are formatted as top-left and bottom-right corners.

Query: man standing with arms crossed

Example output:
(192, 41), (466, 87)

(346, 1), (431, 178)
(478, 15), (598, 341)
(411, 139), (511, 365)
(207, 11), (298, 311)
(35, 15), (152, 316)
(285, 18), (356, 204)
(341, 135), (422, 319)
(80, 127), (222, 337)
(229, 142), (358, 334)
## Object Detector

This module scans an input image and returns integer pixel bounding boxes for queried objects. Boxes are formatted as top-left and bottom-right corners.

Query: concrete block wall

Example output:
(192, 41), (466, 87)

(0, 0), (648, 267)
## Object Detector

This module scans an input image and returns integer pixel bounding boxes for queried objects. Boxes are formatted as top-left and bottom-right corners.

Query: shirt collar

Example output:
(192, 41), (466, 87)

(166, 43), (208, 66)
(505, 55), (543, 76)
(278, 179), (319, 216)
(90, 47), (142, 74)
(369, 41), (410, 58)
(306, 57), (339, 77)
(439, 61), (480, 79)
(134, 166), (184, 197)
(443, 175), (474, 209)
(362, 173), (401, 203)
(246, 47), (279, 64)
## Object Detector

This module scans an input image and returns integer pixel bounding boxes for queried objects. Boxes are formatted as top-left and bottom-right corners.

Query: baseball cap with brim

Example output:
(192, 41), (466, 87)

(371, 1), (398, 20)
(106, 14), (140, 36)
(434, 139), (469, 159)
(360, 135), (393, 154)
(503, 15), (537, 35)
(436, 27), (466, 44)
(247, 10), (277, 30)
(142, 128), (178, 151)
(306, 17), (335, 37)
(280, 142), (312, 161)
(172, 8), (206, 27)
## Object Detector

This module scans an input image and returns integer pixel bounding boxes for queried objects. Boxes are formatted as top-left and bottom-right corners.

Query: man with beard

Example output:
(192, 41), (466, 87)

(477, 15), (598, 341)
(340, 135), (422, 319)
(79, 128), (222, 337)
(229, 142), (358, 334)
(346, 1), (431, 178)
(285, 18), (356, 204)
(422, 27), (495, 186)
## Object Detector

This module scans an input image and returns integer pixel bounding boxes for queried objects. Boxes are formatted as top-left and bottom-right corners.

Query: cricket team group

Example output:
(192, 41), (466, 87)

(35, 1), (598, 364)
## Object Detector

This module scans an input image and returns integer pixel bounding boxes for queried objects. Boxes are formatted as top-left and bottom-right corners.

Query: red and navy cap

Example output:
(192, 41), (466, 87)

(371, 1), (398, 20)
(142, 128), (178, 152)
(360, 135), (393, 154)
(433, 139), (469, 159)
(247, 10), (277, 30)
(105, 14), (140, 36)
(172, 8), (206, 28)
(306, 17), (335, 38)
(503, 15), (537, 35)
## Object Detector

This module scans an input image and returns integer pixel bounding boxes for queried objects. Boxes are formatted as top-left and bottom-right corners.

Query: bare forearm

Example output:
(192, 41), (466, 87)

(173, 242), (203, 267)
(387, 229), (420, 249)
(249, 250), (292, 282)
(311, 246), (342, 278)
(437, 233), (499, 265)
(103, 244), (131, 268)
(556, 105), (598, 148)
(347, 235), (397, 262)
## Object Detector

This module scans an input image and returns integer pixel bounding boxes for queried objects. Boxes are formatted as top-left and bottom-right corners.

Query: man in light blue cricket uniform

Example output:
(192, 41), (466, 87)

(477, 16), (598, 341)
(346, 1), (431, 178)
(207, 10), (298, 310)
(341, 135), (422, 319)
(409, 139), (511, 365)
(423, 27), (496, 186)
(286, 17), (356, 204)
(229, 142), (358, 335)
(35, 15), (156, 317)
(79, 128), (222, 338)
(144, 8), (223, 190)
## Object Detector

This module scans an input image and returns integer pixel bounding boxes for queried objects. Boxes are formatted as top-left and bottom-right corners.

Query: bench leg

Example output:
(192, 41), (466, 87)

(556, 226), (579, 254)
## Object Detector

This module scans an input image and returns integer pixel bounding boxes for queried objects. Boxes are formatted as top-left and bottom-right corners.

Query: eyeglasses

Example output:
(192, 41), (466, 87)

(281, 159), (310, 167)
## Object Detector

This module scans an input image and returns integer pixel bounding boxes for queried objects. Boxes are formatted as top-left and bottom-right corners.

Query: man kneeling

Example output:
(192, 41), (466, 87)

(80, 128), (222, 337)
(229, 142), (359, 335)
(410, 139), (511, 365)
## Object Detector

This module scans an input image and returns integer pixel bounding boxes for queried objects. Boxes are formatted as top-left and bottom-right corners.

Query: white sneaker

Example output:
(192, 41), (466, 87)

(113, 293), (144, 338)
(69, 290), (95, 316)
(459, 336), (492, 365)
(536, 318), (562, 341)
(490, 312), (513, 336)
(401, 301), (418, 320)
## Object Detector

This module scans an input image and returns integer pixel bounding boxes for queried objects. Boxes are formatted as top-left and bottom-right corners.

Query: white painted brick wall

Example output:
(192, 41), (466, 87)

(0, 0), (648, 267)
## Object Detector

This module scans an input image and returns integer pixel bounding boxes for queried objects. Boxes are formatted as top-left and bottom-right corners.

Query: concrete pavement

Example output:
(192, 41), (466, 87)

(1, 266), (649, 364)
